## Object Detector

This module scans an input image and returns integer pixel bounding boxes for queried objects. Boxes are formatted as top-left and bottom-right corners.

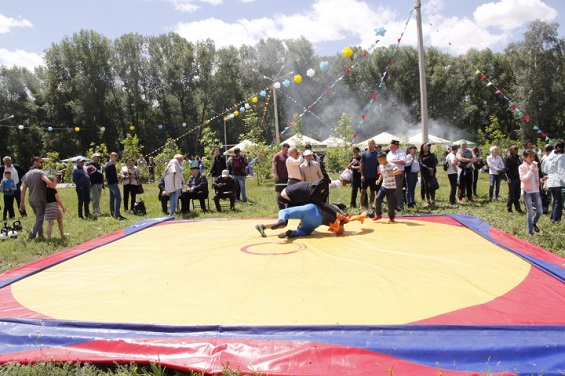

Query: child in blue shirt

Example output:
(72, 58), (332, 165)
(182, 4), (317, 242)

(1, 171), (16, 220)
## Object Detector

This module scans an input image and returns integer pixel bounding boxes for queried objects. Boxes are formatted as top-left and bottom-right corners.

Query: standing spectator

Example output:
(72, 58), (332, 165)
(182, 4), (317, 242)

(285, 147), (303, 186)
(182, 162), (209, 213)
(120, 156), (140, 212)
(20, 157), (55, 240)
(87, 153), (104, 215)
(446, 144), (459, 205)
(72, 157), (91, 219)
(504, 145), (523, 213)
(163, 154), (184, 216)
(542, 141), (565, 223)
(373, 152), (402, 222)
(213, 169), (237, 212)
(456, 141), (477, 203)
(273, 143), (289, 209)
(300, 150), (324, 183)
(472, 146), (484, 197)
(303, 143), (320, 162)
(486, 146), (505, 201)
(157, 177), (169, 215)
(0, 156), (27, 216)
(523, 139), (548, 213)
(105, 152), (126, 220)
(419, 143), (438, 206)
(359, 140), (381, 209)
(228, 148), (249, 203)
(137, 154), (147, 168)
(1, 171), (16, 220)
(211, 147), (227, 181)
(387, 140), (407, 211)
(148, 156), (156, 183)
(519, 149), (543, 236)
(348, 146), (362, 208)
(45, 175), (65, 239)
(404, 145), (420, 208)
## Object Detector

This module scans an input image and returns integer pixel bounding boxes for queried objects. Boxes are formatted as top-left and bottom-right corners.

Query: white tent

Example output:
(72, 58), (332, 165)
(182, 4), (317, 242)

(356, 131), (400, 149)
(283, 134), (326, 151)
(407, 133), (452, 145)
(452, 139), (477, 147)
(61, 155), (88, 163)
(321, 135), (348, 148)
(224, 140), (257, 156)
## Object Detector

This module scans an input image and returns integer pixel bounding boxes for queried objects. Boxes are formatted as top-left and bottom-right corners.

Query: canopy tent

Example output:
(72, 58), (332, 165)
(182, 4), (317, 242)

(283, 134), (326, 151)
(61, 155), (88, 163)
(223, 140), (257, 156)
(452, 139), (477, 147)
(407, 133), (452, 146)
(356, 131), (400, 149)
(320, 135), (349, 149)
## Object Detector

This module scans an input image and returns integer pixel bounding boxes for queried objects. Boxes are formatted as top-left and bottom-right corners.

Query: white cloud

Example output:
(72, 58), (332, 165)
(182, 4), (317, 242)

(0, 14), (32, 34)
(167, 0), (223, 12)
(474, 0), (558, 31)
(0, 49), (44, 71)
(239, 0), (258, 3)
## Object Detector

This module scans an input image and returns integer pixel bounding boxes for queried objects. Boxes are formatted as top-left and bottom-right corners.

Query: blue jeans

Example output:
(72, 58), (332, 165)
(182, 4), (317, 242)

(169, 190), (179, 215)
(108, 183), (122, 217)
(278, 204), (322, 237)
(550, 187), (564, 222)
(489, 174), (501, 200)
(523, 191), (542, 235)
(234, 175), (247, 202)
(405, 172), (418, 205)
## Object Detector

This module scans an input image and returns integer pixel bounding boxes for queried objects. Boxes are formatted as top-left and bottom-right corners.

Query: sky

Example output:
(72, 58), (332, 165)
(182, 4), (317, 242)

(0, 0), (564, 71)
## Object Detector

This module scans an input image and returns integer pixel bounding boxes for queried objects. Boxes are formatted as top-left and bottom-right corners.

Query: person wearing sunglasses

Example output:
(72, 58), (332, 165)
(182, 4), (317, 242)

(20, 157), (56, 240)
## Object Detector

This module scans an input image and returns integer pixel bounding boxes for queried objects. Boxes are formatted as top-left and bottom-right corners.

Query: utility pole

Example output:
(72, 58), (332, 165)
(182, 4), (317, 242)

(415, 0), (429, 144)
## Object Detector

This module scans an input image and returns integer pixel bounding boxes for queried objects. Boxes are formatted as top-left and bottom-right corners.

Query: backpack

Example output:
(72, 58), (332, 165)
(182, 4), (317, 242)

(132, 200), (146, 215)
(231, 155), (246, 175)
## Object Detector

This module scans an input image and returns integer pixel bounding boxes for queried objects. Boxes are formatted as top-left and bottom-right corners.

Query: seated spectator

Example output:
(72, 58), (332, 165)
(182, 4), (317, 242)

(181, 162), (209, 213)
(213, 170), (237, 212)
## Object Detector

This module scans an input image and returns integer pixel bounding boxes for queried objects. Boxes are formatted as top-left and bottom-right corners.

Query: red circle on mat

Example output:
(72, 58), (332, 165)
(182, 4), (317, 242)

(241, 242), (306, 256)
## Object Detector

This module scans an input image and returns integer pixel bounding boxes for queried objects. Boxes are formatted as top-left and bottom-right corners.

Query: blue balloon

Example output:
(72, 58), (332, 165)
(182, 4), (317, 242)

(158, 124), (163, 129)
(260, 90), (266, 97)
(319, 61), (329, 71)
(47, 126), (53, 132)
(283, 79), (291, 88)
(240, 106), (245, 112)
(375, 27), (386, 36)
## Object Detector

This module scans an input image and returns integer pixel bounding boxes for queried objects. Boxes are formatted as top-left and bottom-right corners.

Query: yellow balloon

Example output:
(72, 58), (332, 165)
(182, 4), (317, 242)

(342, 47), (354, 58)
(224, 117), (229, 122)
(74, 127), (80, 132)
(252, 97), (258, 103)
(205, 120), (210, 124)
(130, 125), (135, 131)
(293, 74), (302, 83)
(234, 111), (239, 116)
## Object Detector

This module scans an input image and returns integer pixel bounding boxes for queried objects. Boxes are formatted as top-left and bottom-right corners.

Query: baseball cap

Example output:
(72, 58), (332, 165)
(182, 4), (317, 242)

(222, 169), (229, 177)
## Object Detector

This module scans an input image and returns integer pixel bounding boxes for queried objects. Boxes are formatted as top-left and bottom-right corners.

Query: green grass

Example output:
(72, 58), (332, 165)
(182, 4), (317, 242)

(0, 172), (563, 375)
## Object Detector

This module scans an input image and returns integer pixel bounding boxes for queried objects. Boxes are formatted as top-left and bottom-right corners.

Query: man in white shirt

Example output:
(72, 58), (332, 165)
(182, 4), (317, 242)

(386, 140), (407, 211)
(286, 147), (304, 185)
(300, 150), (324, 183)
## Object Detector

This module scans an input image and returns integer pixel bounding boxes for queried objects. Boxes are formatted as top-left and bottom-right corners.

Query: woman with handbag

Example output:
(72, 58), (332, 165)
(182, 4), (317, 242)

(419, 143), (438, 206)
(120, 156), (140, 212)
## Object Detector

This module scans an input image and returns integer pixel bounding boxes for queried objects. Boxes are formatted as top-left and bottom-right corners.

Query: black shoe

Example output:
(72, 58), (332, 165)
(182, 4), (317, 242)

(117, 215), (127, 221)
(533, 224), (540, 233)
(271, 219), (288, 230)
(278, 229), (293, 239)
(255, 224), (267, 238)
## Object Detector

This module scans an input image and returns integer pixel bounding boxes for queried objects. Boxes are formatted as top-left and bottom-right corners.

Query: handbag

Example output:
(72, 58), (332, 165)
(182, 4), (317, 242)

(136, 184), (144, 194)
(427, 175), (440, 191)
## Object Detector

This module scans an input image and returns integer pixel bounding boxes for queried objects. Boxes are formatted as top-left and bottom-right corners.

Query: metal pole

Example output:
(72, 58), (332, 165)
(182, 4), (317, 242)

(272, 85), (280, 139)
(0, 115), (14, 122)
(415, 0), (429, 144)
(223, 117), (228, 163)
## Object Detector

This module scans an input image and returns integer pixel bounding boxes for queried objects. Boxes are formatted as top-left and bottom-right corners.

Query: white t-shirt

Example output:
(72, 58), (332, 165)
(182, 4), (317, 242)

(379, 162), (399, 189)
(446, 153), (458, 174)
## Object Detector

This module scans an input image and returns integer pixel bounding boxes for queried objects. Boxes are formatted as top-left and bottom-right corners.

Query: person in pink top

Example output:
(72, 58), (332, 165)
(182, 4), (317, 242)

(519, 149), (546, 236)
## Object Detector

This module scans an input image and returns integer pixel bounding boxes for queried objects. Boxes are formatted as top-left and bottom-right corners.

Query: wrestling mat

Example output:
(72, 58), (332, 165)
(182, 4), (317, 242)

(0, 215), (564, 375)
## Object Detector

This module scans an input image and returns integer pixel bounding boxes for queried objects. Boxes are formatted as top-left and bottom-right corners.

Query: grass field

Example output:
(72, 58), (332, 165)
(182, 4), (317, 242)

(0, 171), (563, 375)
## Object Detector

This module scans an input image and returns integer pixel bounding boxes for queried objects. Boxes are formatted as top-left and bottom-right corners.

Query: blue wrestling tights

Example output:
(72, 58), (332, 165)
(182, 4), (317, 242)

(278, 203), (323, 237)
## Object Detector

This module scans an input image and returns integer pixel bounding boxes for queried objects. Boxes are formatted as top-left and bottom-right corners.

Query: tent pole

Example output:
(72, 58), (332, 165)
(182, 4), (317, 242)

(415, 0), (429, 145)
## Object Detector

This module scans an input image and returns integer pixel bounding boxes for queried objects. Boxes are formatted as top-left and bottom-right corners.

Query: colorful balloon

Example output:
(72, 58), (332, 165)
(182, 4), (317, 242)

(74, 127), (80, 132)
(252, 97), (258, 103)
(260, 91), (266, 97)
(245, 103), (251, 109)
(240, 106), (246, 112)
(182, 122), (187, 127)
(18, 125), (24, 130)
(273, 82), (281, 89)
(283, 79), (290, 88)
(130, 125), (135, 131)
(101, 127), (106, 132)
(158, 124), (163, 129)
(319, 61), (329, 70)
(375, 27), (386, 36)
(228, 114), (235, 120)
(48, 126), (53, 132)
(342, 47), (354, 58)
(306, 69), (315, 77)
(234, 111), (239, 116)
(293, 74), (302, 83)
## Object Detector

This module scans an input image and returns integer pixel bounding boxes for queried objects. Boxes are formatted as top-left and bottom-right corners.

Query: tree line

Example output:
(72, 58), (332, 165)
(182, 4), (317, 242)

(0, 20), (564, 167)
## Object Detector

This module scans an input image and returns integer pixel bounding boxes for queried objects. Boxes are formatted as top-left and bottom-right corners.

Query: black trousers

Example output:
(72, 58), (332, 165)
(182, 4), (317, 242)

(182, 190), (208, 212)
(506, 179), (522, 212)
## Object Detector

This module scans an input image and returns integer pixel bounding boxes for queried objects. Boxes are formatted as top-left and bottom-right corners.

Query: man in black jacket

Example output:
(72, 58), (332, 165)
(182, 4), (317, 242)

(504, 145), (523, 213)
(212, 170), (237, 212)
(87, 153), (104, 215)
(182, 163), (209, 213)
